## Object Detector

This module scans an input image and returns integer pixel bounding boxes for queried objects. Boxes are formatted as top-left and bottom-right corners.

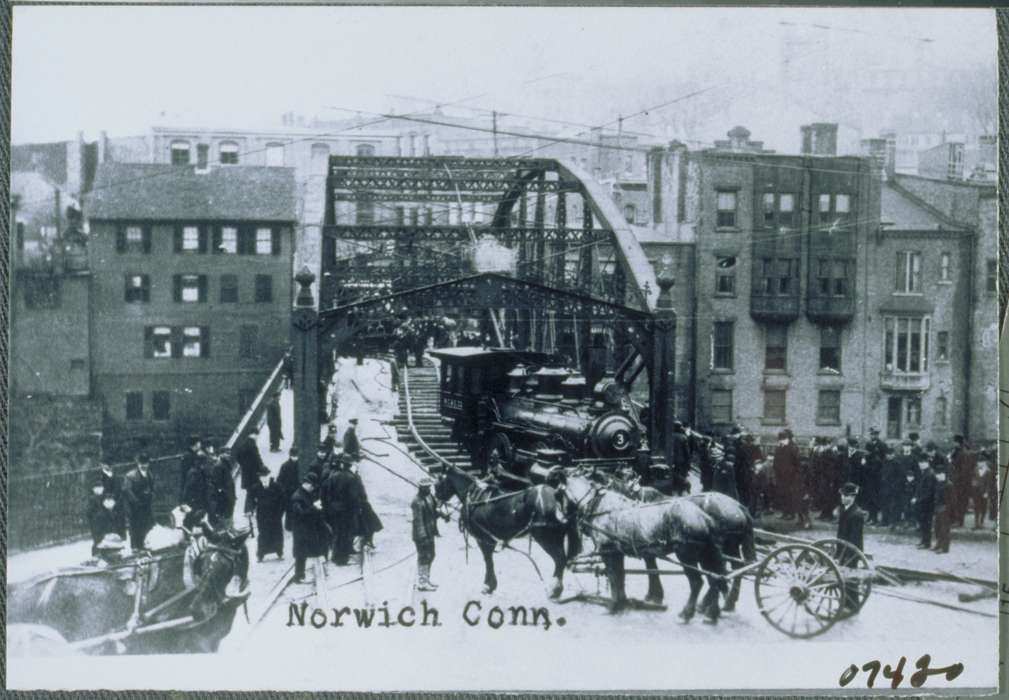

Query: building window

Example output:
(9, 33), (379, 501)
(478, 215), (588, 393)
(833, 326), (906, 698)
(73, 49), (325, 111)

(220, 274), (238, 303)
(239, 324), (258, 359)
(764, 324), (788, 371)
(117, 224), (151, 254)
(835, 194), (850, 214)
(623, 203), (636, 224)
(219, 141), (239, 164)
(266, 143), (285, 167)
(180, 225), (201, 253)
(939, 252), (951, 282)
(886, 396), (902, 439)
(255, 227), (275, 255)
(764, 389), (787, 424)
(217, 226), (238, 254)
(820, 326), (842, 373)
(895, 251), (922, 293)
(152, 391), (171, 421)
(816, 259), (849, 297)
(355, 144), (376, 157)
(884, 316), (930, 373)
(255, 274), (273, 303)
(173, 274), (207, 303)
(712, 321), (734, 371)
(816, 390), (841, 424)
(818, 193), (831, 214)
(715, 256), (736, 296)
(986, 259), (997, 294)
(149, 326), (173, 359)
(936, 331), (949, 361)
(905, 397), (922, 429)
(711, 389), (733, 425)
(125, 392), (143, 421)
(716, 191), (737, 228)
(759, 258), (796, 296)
(124, 274), (150, 303)
(762, 193), (775, 226)
(170, 140), (191, 165)
(935, 396), (948, 427)
(778, 193), (795, 227)
(182, 326), (208, 358)
(196, 144), (209, 169)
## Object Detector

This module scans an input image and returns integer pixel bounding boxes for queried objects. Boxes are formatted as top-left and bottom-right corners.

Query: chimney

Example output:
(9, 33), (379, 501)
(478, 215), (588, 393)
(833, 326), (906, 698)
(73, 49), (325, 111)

(646, 141), (688, 234)
(882, 130), (897, 180)
(801, 123), (838, 156)
(727, 126), (751, 151)
(98, 130), (109, 164)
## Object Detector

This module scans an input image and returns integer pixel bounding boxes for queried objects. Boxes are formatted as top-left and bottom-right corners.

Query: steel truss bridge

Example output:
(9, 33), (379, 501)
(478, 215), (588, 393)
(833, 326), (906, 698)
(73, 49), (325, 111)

(291, 155), (680, 466)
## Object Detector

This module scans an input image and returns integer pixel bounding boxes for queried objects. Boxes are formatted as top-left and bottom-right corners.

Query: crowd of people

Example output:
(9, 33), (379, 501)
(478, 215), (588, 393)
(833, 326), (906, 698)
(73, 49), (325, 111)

(688, 426), (997, 555)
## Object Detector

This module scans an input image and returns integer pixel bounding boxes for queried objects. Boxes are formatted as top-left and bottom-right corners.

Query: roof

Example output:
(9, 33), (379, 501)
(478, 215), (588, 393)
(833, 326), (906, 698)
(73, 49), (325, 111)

(428, 347), (555, 367)
(86, 163), (297, 222)
(880, 181), (954, 231)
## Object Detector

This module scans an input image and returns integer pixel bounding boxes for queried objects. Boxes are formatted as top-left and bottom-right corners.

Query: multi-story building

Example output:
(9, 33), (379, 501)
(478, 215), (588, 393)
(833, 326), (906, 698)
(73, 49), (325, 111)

(646, 125), (882, 442)
(86, 162), (298, 457)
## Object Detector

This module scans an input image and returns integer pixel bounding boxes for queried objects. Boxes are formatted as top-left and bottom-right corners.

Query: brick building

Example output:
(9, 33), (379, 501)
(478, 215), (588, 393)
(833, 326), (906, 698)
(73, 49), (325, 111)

(86, 163), (298, 457)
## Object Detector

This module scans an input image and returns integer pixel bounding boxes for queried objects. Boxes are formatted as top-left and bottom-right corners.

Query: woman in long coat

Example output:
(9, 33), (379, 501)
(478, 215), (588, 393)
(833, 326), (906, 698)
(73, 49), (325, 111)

(252, 466), (287, 561)
(351, 466), (383, 548)
(290, 473), (330, 583)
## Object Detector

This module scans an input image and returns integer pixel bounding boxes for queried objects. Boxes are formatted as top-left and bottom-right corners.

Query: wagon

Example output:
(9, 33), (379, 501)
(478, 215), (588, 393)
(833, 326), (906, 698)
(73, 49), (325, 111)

(568, 532), (876, 639)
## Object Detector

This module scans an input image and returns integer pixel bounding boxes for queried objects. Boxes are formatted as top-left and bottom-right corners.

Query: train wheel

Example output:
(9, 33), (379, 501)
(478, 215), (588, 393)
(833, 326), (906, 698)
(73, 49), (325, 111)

(484, 433), (514, 476)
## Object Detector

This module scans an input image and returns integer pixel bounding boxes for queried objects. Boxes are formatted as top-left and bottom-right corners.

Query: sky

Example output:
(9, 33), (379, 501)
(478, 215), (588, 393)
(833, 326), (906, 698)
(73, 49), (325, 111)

(11, 6), (997, 151)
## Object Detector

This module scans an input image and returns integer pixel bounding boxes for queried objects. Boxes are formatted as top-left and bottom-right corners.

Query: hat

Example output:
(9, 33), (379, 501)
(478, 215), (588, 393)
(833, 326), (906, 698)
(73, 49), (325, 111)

(349, 418), (359, 425)
(953, 434), (965, 444)
(419, 477), (434, 488)
(777, 430), (788, 440)
(189, 434), (202, 445)
(258, 465), (271, 477)
(869, 427), (880, 435)
(847, 437), (859, 447)
(136, 453), (150, 464)
(908, 432), (920, 441)
(839, 482), (859, 496)
(289, 446), (299, 455)
(303, 472), (321, 488)
(925, 441), (938, 451)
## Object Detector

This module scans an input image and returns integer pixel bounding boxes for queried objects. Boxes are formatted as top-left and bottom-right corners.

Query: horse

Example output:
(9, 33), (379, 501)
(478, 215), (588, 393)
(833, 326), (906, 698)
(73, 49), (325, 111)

(599, 472), (756, 614)
(433, 465), (574, 599)
(559, 469), (727, 623)
(8, 527), (251, 654)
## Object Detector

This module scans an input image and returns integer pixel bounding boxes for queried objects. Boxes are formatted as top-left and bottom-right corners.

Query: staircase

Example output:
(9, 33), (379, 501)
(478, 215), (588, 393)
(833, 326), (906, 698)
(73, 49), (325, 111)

(392, 362), (473, 470)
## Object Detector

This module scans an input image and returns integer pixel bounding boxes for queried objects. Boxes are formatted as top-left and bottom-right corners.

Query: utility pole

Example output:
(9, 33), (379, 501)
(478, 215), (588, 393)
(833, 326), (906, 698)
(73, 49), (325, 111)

(492, 110), (499, 156)
(616, 115), (624, 182)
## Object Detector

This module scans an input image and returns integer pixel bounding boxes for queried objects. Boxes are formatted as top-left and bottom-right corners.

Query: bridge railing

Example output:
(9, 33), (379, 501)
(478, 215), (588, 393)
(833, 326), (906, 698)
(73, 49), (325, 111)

(8, 357), (287, 553)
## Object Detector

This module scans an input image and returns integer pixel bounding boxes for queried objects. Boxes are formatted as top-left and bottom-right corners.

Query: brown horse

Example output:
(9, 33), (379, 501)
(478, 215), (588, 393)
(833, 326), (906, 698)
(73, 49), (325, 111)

(434, 466), (574, 599)
(560, 469), (727, 623)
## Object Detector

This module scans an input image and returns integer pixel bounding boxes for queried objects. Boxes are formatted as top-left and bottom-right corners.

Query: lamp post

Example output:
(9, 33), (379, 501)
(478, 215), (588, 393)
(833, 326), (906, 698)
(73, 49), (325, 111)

(292, 267), (321, 472)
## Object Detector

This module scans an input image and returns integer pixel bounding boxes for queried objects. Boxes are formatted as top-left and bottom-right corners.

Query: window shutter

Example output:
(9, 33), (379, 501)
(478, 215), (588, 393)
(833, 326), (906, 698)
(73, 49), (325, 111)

(212, 226), (222, 254)
(171, 328), (183, 358)
(172, 275), (182, 302)
(201, 327), (210, 358)
(116, 225), (126, 253)
(238, 226), (252, 255)
(198, 225), (209, 254)
(142, 276), (151, 303)
(173, 226), (183, 253)
(198, 275), (208, 302)
(144, 327), (154, 358)
(271, 227), (281, 255)
(142, 225), (153, 253)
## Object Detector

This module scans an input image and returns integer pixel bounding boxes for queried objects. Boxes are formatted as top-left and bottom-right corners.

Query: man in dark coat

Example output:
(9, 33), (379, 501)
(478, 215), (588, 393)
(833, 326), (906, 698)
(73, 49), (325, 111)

(810, 438), (836, 520)
(349, 463), (383, 549)
(775, 430), (809, 528)
(181, 451), (211, 515)
(841, 438), (866, 494)
(881, 440), (915, 529)
(711, 443), (739, 502)
(207, 451), (237, 527)
(669, 421), (691, 484)
(931, 464), (952, 554)
(308, 444), (332, 482)
(412, 477), (449, 591)
(122, 454), (155, 551)
(948, 435), (973, 527)
(343, 418), (362, 463)
(863, 427), (888, 525)
(252, 466), (286, 561)
(86, 479), (126, 555)
(235, 430), (266, 517)
(277, 446), (302, 531)
(321, 424), (340, 457)
(729, 428), (754, 514)
(266, 392), (284, 453)
(290, 472), (329, 583)
(96, 461), (123, 503)
(282, 349), (294, 390)
(970, 452), (995, 530)
(179, 435), (203, 502)
(698, 437), (715, 492)
(836, 481), (866, 613)
(321, 457), (360, 565)
(911, 456), (936, 549)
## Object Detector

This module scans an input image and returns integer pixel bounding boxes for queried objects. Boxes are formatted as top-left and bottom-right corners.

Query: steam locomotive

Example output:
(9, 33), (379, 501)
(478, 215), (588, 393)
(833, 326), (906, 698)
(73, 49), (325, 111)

(428, 347), (646, 478)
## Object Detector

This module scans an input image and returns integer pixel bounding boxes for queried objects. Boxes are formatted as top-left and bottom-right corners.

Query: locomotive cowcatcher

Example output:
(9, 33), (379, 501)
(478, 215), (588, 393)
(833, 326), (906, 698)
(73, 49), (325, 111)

(428, 347), (647, 479)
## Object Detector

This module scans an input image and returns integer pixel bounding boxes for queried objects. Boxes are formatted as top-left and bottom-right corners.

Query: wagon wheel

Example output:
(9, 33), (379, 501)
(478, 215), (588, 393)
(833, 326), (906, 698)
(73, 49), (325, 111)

(753, 543), (845, 639)
(812, 537), (874, 619)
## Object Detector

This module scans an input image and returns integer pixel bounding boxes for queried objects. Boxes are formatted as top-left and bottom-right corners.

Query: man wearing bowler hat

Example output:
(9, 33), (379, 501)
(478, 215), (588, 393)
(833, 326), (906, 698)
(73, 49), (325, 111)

(290, 472), (329, 584)
(836, 482), (866, 612)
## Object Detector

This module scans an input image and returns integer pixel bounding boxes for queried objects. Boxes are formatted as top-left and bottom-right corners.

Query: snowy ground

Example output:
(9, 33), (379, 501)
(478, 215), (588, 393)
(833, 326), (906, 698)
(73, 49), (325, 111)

(7, 356), (1000, 691)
